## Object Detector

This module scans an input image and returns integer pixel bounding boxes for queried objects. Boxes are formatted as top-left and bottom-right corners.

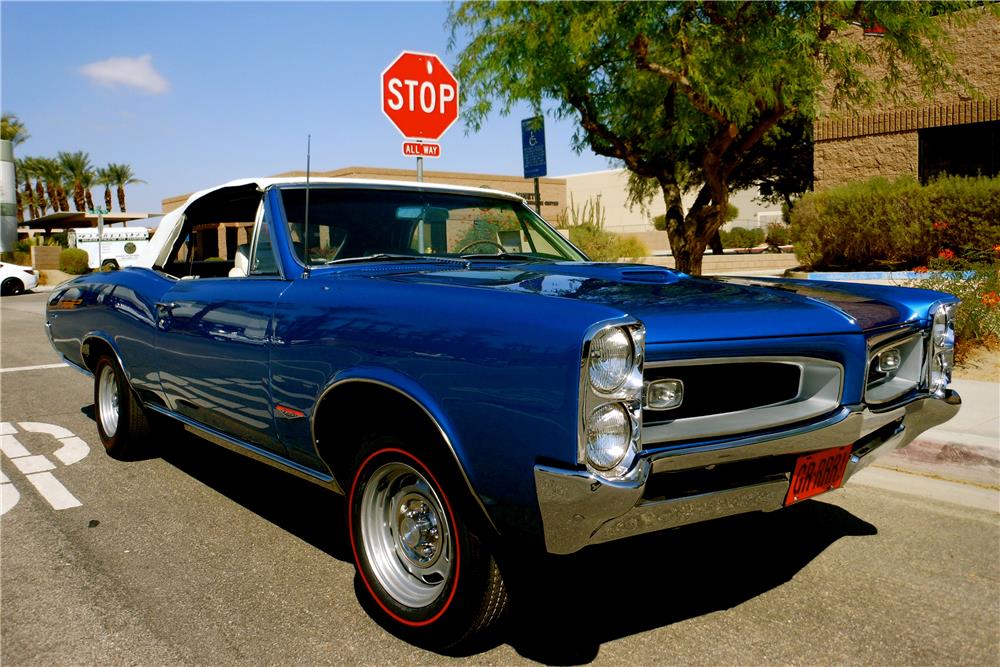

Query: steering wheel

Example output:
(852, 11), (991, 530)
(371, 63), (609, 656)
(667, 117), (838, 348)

(457, 239), (507, 254)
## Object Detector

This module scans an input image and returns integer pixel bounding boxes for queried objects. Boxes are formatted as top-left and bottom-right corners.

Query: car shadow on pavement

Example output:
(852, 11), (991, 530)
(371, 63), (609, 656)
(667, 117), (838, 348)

(150, 426), (353, 562)
(496, 500), (877, 665)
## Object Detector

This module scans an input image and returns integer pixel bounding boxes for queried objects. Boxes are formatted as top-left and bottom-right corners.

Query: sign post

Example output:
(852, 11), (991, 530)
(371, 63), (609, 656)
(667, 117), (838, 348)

(521, 117), (547, 213)
(381, 51), (460, 184)
(89, 207), (110, 267)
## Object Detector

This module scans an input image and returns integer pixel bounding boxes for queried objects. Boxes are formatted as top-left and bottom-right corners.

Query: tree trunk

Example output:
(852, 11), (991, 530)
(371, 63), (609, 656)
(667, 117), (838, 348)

(73, 184), (85, 212)
(117, 186), (126, 213)
(659, 182), (708, 275)
(104, 186), (112, 211)
(85, 189), (94, 211)
(57, 185), (69, 211)
(709, 230), (724, 254)
(35, 181), (47, 215)
(45, 182), (58, 212)
(22, 181), (35, 219)
(15, 191), (24, 223)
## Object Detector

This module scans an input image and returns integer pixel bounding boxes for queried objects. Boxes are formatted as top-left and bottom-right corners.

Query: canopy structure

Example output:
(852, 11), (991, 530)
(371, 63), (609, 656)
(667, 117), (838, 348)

(19, 211), (153, 234)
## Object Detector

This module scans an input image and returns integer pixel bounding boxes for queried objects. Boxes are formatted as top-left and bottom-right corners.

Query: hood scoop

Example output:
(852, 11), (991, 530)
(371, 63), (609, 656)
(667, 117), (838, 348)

(615, 267), (680, 284)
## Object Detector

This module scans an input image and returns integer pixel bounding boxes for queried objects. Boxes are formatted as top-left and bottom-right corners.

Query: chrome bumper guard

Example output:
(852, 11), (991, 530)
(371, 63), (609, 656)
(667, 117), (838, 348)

(534, 390), (961, 554)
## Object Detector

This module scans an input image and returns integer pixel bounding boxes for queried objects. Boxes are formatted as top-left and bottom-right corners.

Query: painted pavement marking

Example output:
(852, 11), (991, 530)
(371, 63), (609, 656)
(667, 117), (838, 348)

(0, 421), (89, 514)
(0, 363), (69, 373)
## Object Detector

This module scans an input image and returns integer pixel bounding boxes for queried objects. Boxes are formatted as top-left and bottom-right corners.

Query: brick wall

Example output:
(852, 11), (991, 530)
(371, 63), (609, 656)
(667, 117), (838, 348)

(814, 8), (1000, 189)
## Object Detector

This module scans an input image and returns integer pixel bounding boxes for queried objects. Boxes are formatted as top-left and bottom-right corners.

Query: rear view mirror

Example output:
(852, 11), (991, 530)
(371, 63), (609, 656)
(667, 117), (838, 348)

(396, 206), (449, 224)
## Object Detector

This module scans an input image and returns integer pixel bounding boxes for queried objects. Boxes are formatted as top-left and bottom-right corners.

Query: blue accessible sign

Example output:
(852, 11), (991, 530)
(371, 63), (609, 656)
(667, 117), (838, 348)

(521, 116), (547, 179)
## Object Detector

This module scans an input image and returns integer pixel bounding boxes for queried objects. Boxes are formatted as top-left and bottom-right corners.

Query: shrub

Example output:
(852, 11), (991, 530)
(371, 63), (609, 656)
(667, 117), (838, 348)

(790, 175), (1000, 270)
(720, 226), (764, 249)
(908, 262), (1000, 360)
(764, 223), (790, 246)
(59, 248), (90, 274)
(568, 224), (649, 261)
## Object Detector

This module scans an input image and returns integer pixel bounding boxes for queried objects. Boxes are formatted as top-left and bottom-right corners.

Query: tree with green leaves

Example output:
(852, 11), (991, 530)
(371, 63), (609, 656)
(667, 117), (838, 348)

(58, 151), (94, 213)
(106, 163), (145, 212)
(35, 157), (67, 212)
(96, 166), (114, 211)
(1, 114), (29, 146)
(449, 2), (984, 274)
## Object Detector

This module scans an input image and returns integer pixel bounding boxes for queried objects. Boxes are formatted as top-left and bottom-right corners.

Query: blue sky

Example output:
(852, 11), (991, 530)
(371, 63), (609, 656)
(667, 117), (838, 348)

(1, 1), (612, 213)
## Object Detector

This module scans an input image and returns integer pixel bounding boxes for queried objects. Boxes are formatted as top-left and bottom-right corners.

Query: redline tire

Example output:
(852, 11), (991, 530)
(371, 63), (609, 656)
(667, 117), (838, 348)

(348, 439), (508, 648)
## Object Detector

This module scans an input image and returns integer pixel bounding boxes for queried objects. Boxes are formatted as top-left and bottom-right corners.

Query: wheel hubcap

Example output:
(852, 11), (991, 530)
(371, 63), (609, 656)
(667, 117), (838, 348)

(360, 461), (452, 608)
(98, 365), (120, 438)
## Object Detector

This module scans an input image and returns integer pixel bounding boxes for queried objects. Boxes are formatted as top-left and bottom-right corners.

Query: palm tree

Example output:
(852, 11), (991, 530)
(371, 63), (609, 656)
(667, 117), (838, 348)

(96, 166), (114, 211)
(18, 157), (41, 219)
(13, 158), (28, 221)
(35, 157), (66, 212)
(107, 163), (145, 213)
(1, 114), (29, 146)
(81, 170), (96, 211)
(58, 151), (93, 213)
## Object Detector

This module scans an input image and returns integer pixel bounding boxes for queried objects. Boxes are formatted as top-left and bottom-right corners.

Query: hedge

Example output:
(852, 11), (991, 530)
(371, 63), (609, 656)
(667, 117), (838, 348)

(790, 175), (1000, 270)
(59, 248), (90, 274)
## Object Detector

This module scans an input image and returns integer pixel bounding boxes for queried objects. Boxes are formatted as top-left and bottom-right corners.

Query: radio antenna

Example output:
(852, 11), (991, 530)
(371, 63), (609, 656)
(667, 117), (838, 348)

(303, 134), (311, 271)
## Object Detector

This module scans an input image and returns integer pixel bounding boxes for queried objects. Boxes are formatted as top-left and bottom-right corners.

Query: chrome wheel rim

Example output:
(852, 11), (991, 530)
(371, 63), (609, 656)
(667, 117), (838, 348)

(360, 461), (452, 608)
(98, 365), (120, 438)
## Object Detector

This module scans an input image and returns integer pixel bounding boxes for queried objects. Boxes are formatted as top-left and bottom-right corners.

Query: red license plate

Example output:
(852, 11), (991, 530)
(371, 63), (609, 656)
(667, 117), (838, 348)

(785, 445), (852, 506)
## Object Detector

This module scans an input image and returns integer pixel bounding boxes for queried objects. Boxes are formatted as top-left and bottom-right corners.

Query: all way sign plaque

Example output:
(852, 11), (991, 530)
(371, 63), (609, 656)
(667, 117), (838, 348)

(403, 142), (441, 158)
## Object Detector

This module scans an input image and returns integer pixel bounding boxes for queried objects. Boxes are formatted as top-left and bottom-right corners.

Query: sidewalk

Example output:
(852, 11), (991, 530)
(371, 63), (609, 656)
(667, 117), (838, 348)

(876, 378), (999, 490)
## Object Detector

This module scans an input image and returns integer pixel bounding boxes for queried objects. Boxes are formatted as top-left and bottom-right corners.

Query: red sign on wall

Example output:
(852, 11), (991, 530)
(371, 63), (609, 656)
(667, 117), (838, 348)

(381, 51), (460, 141)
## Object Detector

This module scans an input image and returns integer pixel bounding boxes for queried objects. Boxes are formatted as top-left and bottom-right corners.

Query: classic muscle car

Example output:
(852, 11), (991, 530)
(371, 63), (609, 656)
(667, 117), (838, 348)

(46, 177), (961, 647)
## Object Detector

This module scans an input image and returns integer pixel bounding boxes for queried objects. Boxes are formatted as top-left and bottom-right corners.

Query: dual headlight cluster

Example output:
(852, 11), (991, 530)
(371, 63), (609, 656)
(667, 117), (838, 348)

(580, 323), (644, 478)
(929, 302), (956, 397)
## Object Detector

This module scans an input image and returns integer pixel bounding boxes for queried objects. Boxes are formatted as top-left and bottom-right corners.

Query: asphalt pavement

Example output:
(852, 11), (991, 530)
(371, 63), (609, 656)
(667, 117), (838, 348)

(2, 290), (998, 666)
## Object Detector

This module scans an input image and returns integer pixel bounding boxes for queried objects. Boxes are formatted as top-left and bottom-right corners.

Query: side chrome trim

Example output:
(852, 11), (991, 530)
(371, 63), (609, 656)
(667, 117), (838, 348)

(535, 389), (961, 554)
(311, 377), (498, 532)
(147, 404), (341, 493)
(62, 356), (94, 378)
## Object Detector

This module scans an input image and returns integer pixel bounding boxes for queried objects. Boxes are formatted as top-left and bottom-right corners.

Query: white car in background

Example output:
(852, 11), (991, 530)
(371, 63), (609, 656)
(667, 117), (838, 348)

(0, 261), (39, 296)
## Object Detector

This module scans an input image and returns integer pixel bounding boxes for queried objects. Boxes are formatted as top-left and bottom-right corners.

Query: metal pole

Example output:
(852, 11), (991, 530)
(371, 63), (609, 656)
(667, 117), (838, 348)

(98, 211), (104, 268)
(533, 177), (541, 214)
(0, 140), (16, 252)
(416, 154), (424, 252)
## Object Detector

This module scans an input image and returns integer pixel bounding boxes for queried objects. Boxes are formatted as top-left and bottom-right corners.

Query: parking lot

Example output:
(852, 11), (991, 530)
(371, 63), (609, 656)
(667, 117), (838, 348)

(2, 289), (998, 666)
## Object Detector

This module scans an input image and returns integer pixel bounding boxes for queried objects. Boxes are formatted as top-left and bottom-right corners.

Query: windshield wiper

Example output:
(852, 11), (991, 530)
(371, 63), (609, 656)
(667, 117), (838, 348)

(459, 253), (553, 262)
(325, 253), (465, 265)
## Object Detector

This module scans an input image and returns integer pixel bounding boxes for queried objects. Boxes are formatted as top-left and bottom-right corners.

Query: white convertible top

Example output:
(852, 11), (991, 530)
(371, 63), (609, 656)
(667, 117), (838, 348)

(139, 177), (525, 268)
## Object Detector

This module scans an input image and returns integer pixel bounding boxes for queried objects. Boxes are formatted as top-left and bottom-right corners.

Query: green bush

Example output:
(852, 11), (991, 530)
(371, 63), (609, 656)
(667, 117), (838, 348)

(790, 175), (1000, 270)
(908, 263), (1000, 359)
(568, 224), (649, 262)
(59, 248), (90, 274)
(720, 226), (764, 249)
(764, 223), (790, 246)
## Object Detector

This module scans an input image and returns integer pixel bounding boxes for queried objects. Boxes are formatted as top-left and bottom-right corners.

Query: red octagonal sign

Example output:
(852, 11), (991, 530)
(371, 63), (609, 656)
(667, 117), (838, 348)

(381, 51), (460, 141)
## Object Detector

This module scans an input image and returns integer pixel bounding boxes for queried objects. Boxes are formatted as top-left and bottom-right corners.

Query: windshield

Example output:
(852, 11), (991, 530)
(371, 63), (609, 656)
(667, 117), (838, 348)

(279, 187), (586, 265)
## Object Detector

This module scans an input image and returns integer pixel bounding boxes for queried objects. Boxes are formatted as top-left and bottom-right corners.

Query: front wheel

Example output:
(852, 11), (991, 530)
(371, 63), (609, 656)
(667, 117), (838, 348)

(348, 440), (507, 649)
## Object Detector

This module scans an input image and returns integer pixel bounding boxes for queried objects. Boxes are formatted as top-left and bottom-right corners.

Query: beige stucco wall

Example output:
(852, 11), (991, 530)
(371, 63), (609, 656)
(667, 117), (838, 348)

(814, 131), (919, 189)
(563, 169), (664, 235)
(814, 8), (1000, 189)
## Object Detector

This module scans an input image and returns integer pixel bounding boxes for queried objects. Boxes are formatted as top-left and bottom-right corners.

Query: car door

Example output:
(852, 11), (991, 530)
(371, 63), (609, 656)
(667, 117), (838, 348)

(154, 196), (290, 453)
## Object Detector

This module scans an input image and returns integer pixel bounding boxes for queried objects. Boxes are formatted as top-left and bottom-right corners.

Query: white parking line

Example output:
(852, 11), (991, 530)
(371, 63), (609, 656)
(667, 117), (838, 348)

(23, 472), (82, 510)
(0, 363), (68, 373)
(0, 423), (87, 513)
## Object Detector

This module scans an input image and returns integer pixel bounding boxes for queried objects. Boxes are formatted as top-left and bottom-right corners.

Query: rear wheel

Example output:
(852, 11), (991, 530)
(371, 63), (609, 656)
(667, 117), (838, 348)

(348, 438), (507, 649)
(94, 355), (151, 458)
(1, 278), (24, 296)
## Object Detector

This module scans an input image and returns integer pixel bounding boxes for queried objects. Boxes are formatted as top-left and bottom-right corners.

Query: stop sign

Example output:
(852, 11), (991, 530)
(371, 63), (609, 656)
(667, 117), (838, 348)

(381, 51), (460, 141)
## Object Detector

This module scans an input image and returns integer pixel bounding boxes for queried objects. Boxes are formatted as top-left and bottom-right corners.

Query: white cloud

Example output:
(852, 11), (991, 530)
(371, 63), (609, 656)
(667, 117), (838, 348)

(80, 55), (169, 95)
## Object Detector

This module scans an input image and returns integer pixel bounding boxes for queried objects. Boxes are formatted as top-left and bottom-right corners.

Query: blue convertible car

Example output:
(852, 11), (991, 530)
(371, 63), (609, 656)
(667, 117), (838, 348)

(46, 177), (960, 646)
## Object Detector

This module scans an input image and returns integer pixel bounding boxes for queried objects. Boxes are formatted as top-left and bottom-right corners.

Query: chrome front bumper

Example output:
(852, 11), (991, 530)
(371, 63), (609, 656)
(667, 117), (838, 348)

(534, 390), (961, 554)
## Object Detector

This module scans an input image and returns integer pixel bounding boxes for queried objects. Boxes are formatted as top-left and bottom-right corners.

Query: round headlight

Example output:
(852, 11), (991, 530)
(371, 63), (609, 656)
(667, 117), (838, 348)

(586, 403), (632, 471)
(588, 327), (633, 392)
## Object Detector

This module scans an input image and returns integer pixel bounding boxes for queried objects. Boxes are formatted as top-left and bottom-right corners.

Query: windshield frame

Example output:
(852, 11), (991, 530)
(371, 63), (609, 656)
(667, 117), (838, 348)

(273, 183), (589, 270)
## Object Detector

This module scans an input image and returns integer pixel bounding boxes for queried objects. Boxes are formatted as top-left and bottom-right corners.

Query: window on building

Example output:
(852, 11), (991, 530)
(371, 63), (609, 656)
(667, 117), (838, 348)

(918, 120), (999, 183)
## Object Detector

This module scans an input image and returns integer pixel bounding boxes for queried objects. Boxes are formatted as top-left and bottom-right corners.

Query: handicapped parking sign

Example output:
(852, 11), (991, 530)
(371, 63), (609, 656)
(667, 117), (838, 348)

(521, 116), (547, 179)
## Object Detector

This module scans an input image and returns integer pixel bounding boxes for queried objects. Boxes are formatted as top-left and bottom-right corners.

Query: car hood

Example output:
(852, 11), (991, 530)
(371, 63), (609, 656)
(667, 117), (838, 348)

(328, 262), (927, 344)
